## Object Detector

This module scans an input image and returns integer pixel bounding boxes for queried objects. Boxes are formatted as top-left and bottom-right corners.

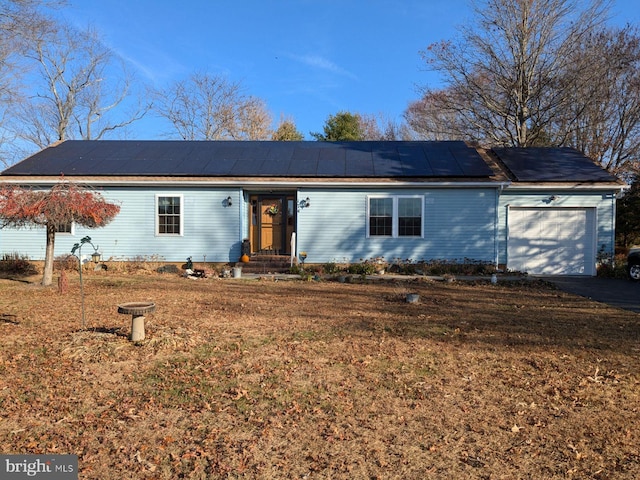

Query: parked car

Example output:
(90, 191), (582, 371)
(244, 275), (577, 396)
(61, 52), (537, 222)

(628, 248), (640, 280)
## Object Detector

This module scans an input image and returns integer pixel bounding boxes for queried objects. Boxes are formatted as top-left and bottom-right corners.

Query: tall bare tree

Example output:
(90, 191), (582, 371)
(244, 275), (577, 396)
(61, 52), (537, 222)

(0, 1), (59, 101)
(357, 113), (406, 140)
(405, 86), (490, 142)
(0, 1), (63, 165)
(17, 20), (148, 149)
(412, 0), (611, 147)
(154, 72), (272, 140)
(234, 96), (272, 140)
(559, 26), (640, 175)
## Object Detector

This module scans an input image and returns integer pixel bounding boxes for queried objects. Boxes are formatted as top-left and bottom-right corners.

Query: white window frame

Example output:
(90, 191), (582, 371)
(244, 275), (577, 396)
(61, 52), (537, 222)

(366, 195), (424, 238)
(155, 194), (184, 236)
(55, 222), (75, 236)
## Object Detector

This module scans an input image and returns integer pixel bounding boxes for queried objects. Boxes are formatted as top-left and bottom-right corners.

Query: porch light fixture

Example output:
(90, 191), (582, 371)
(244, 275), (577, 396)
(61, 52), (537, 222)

(299, 197), (310, 209)
(226, 196), (233, 206)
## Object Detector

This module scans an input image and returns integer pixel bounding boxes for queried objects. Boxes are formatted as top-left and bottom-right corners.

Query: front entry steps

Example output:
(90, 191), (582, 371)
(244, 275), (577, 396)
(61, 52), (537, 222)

(236, 254), (294, 274)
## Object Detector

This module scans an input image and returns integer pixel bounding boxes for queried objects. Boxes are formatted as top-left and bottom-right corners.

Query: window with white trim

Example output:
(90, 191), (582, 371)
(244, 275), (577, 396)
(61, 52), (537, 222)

(55, 222), (74, 235)
(368, 196), (423, 238)
(398, 197), (422, 236)
(369, 197), (393, 236)
(156, 195), (183, 235)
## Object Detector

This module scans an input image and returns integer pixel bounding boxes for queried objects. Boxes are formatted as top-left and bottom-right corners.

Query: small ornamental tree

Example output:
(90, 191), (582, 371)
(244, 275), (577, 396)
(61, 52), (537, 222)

(0, 180), (120, 286)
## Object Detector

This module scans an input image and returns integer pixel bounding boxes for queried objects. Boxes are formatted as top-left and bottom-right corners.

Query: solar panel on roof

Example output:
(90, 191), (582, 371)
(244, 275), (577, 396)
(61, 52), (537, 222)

(424, 144), (463, 176)
(493, 147), (616, 182)
(450, 145), (494, 176)
(314, 145), (343, 175)
(317, 158), (345, 176)
(289, 146), (319, 175)
(182, 144), (213, 171)
(372, 147), (403, 176)
(1, 140), (498, 179)
(229, 156), (264, 176)
(397, 145), (434, 176)
(345, 148), (374, 176)
(200, 157), (237, 175)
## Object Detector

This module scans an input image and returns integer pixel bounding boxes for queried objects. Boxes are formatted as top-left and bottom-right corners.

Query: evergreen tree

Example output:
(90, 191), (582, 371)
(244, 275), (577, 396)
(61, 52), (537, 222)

(272, 119), (304, 141)
(312, 111), (363, 141)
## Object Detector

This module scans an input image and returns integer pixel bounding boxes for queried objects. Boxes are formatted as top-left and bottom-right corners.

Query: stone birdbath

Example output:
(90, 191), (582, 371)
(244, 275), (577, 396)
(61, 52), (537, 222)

(117, 302), (156, 341)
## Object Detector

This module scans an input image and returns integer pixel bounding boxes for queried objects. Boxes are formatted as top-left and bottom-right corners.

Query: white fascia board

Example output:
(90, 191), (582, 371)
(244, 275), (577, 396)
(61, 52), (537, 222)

(0, 178), (512, 189)
(504, 182), (626, 192)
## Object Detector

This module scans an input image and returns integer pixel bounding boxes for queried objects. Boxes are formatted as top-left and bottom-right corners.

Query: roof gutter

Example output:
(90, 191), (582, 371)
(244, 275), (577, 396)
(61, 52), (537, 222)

(0, 177), (512, 189)
(504, 183), (627, 192)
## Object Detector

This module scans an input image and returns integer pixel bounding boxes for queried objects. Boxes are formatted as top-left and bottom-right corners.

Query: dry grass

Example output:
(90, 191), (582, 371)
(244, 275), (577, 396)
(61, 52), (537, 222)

(1, 271), (639, 479)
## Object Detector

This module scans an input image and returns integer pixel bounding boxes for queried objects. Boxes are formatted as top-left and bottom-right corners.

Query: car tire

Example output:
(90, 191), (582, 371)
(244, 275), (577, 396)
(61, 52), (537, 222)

(628, 261), (640, 281)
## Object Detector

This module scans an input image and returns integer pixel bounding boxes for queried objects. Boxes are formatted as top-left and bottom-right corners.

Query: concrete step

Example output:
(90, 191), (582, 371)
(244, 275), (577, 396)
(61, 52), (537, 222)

(236, 255), (294, 274)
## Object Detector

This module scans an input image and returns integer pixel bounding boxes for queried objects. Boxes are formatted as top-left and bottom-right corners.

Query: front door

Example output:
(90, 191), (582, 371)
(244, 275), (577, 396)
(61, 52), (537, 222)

(250, 195), (295, 254)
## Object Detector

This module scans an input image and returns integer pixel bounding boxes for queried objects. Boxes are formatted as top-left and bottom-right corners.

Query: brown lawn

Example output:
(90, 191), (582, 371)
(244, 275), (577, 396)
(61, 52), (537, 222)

(1, 270), (639, 479)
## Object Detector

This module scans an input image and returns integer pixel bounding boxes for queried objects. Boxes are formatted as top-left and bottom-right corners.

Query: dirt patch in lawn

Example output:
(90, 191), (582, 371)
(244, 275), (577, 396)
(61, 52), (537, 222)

(1, 272), (639, 479)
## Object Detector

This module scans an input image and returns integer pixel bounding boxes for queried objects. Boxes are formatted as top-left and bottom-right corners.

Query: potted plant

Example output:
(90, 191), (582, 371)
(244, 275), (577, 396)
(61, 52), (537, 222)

(370, 256), (387, 275)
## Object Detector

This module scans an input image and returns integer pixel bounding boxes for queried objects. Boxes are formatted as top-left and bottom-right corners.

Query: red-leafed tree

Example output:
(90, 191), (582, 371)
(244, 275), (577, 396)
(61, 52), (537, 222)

(0, 180), (120, 286)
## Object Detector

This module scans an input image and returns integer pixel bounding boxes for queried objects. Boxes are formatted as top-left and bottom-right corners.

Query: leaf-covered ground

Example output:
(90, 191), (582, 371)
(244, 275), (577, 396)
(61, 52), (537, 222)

(1, 272), (639, 479)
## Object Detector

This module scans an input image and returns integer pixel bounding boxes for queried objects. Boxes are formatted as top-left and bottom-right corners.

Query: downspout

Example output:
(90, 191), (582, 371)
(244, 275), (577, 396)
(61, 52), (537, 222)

(239, 189), (245, 260)
(612, 188), (624, 261)
(494, 184), (506, 270)
(607, 186), (626, 264)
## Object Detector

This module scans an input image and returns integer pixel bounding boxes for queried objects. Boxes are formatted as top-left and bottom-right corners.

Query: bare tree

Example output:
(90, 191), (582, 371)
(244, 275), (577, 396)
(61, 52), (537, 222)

(405, 93), (455, 141)
(415, 0), (611, 147)
(357, 113), (406, 140)
(17, 20), (148, 149)
(0, 1), (59, 97)
(560, 26), (640, 175)
(0, 1), (62, 164)
(154, 72), (272, 140)
(234, 96), (272, 140)
(406, 83), (502, 142)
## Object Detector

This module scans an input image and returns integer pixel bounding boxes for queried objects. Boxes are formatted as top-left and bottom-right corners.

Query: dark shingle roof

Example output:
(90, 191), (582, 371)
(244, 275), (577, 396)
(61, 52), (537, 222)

(492, 147), (618, 182)
(2, 140), (495, 178)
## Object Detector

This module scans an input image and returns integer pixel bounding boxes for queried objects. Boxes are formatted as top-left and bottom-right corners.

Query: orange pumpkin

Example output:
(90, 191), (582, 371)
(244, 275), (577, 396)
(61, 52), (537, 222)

(240, 254), (250, 263)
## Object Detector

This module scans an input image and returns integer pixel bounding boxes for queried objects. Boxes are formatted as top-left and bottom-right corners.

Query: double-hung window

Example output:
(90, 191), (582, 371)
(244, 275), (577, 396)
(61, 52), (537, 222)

(368, 196), (423, 238)
(398, 197), (423, 236)
(55, 222), (74, 235)
(156, 195), (183, 235)
(369, 198), (393, 236)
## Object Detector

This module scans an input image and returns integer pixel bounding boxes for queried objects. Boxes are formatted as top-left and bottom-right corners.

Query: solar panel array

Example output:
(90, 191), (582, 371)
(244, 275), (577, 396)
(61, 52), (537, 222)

(2, 140), (495, 178)
(492, 147), (617, 182)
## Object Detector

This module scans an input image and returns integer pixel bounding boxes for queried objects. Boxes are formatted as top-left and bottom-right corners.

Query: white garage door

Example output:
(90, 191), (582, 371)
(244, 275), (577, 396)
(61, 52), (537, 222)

(507, 208), (596, 275)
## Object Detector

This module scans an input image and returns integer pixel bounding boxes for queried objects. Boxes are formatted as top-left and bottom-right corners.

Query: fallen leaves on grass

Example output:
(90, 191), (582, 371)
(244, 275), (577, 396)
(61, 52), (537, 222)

(1, 274), (639, 479)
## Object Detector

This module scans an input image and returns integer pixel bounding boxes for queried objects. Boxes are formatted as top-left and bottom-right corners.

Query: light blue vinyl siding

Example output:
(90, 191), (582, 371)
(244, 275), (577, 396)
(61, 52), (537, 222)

(14, 184), (614, 269)
(497, 190), (617, 267)
(0, 187), (243, 263)
(296, 188), (497, 264)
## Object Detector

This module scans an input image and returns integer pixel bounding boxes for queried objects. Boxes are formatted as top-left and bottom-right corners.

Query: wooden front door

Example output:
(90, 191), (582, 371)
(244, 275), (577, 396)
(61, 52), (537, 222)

(250, 195), (295, 254)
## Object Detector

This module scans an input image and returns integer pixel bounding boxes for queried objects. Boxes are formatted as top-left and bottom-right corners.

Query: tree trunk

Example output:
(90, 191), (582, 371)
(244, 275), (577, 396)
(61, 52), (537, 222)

(42, 223), (56, 286)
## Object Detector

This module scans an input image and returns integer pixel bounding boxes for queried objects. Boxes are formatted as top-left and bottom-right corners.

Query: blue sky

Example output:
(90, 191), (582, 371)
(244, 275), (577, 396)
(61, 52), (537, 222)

(65, 0), (639, 140)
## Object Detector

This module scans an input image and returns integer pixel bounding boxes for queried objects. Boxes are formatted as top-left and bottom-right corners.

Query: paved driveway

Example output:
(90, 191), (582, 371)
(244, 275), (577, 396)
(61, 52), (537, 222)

(541, 276), (640, 313)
